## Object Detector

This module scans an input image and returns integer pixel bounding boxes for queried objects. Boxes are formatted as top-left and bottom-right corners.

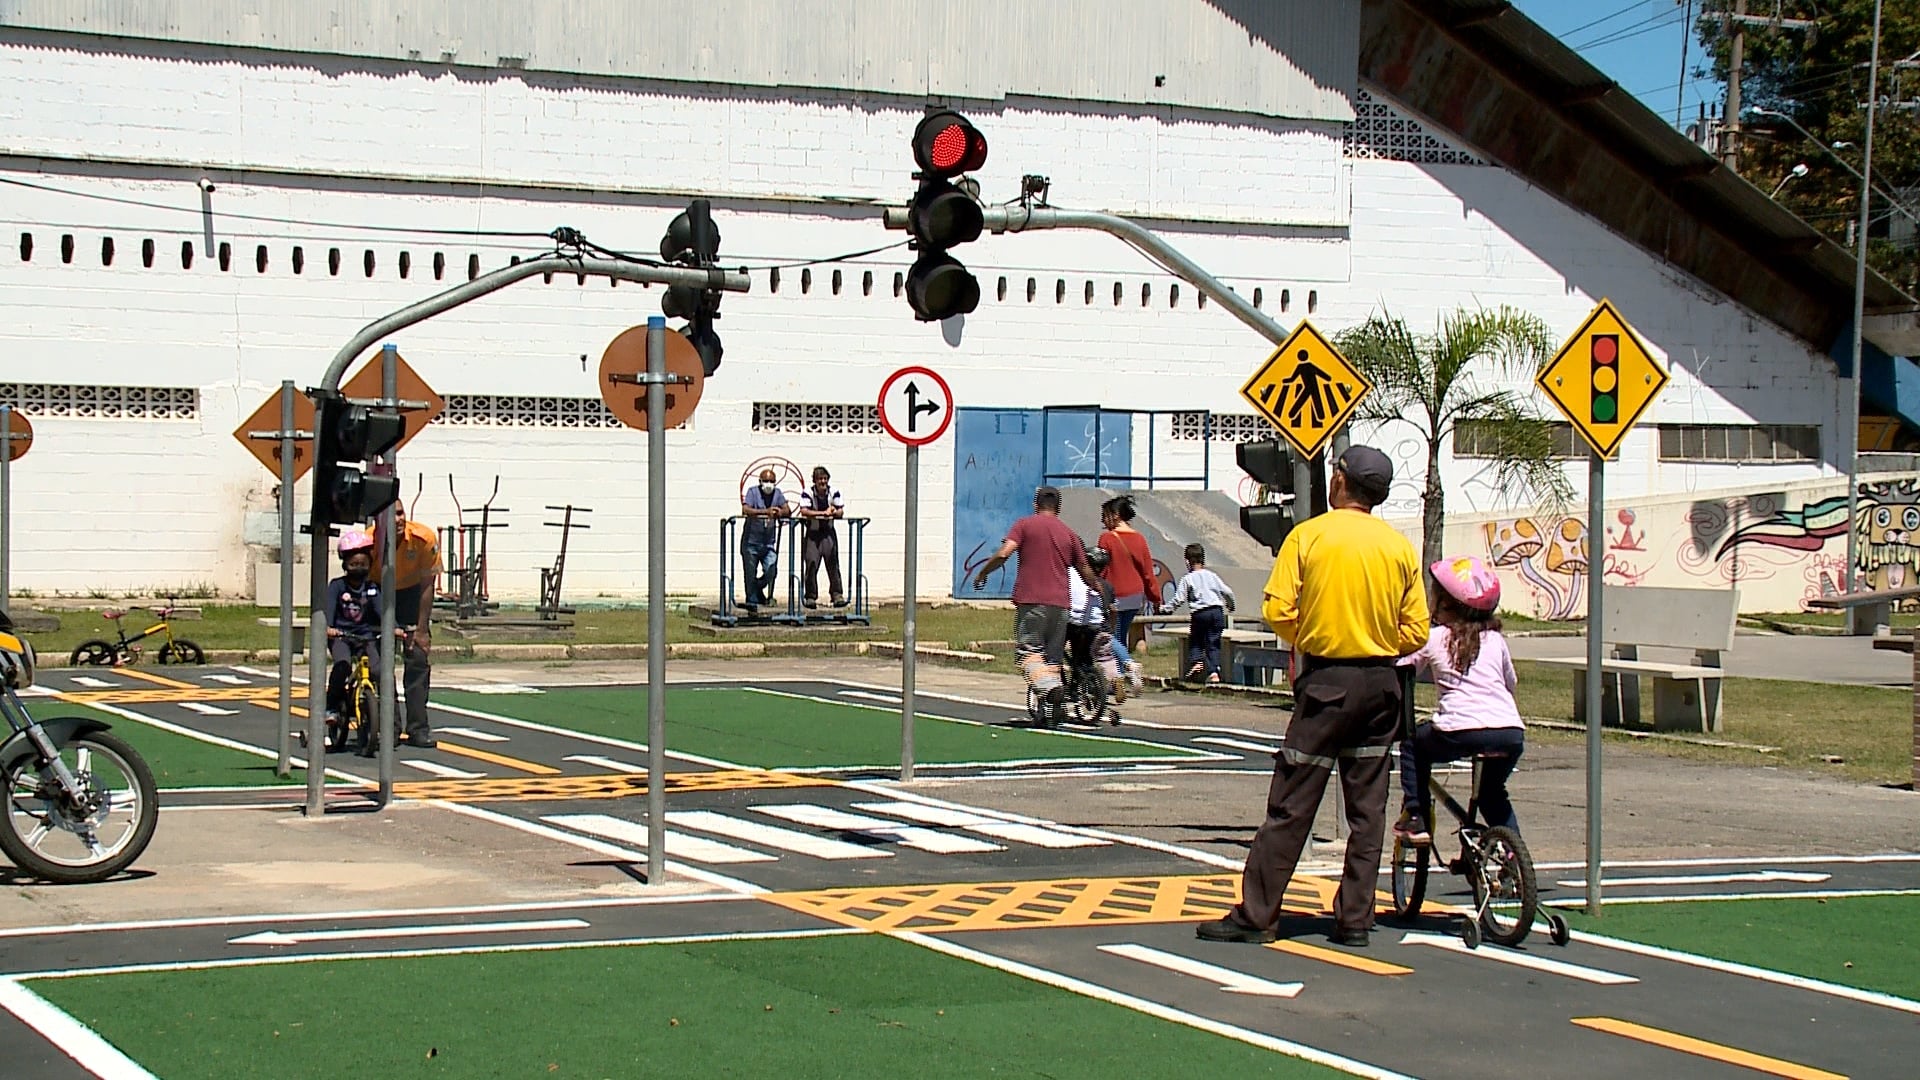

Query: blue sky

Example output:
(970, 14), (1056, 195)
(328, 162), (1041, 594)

(1511, 0), (1726, 128)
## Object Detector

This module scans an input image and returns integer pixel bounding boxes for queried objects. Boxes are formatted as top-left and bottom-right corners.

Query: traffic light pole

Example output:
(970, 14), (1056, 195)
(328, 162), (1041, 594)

(276, 381), (297, 779)
(1, 407), (11, 606)
(302, 252), (750, 817)
(377, 345), (399, 807)
(645, 317), (669, 881)
(1585, 450), (1605, 916)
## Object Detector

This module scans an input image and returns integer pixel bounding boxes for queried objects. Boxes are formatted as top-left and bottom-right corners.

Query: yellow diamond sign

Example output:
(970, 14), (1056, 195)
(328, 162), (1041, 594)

(1536, 299), (1669, 460)
(1239, 321), (1373, 459)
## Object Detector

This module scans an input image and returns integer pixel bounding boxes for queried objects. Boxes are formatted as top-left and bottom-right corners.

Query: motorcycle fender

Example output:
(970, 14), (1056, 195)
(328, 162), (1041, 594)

(0, 717), (112, 773)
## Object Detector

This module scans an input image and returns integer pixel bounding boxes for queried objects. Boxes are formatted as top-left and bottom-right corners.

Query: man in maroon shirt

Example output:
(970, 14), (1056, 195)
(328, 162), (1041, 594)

(972, 486), (1101, 724)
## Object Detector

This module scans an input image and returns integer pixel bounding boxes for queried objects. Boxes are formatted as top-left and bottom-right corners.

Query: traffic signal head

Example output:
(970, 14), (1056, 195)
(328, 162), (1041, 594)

(908, 181), (984, 249)
(658, 199), (721, 264)
(1590, 333), (1619, 425)
(659, 198), (724, 375)
(906, 253), (980, 322)
(316, 398), (403, 525)
(1235, 439), (1294, 495)
(329, 467), (399, 526)
(912, 112), (988, 179)
(1239, 503), (1294, 553)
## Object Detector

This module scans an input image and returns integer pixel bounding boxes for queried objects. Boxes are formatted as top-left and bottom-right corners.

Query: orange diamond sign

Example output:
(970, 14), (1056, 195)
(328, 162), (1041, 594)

(1536, 299), (1669, 460)
(233, 351), (445, 479)
(341, 350), (445, 453)
(233, 388), (316, 479)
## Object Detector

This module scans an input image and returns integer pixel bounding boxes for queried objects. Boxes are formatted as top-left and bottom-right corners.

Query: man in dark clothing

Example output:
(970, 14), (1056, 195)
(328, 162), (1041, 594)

(971, 486), (1102, 722)
(797, 466), (847, 608)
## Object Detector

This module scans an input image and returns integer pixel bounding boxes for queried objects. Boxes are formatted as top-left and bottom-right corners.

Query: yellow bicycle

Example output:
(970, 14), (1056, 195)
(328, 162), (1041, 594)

(69, 599), (204, 666)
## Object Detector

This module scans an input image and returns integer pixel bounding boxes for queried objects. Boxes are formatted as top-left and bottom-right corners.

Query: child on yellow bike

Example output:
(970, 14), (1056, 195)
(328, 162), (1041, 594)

(324, 528), (383, 753)
(1394, 555), (1525, 846)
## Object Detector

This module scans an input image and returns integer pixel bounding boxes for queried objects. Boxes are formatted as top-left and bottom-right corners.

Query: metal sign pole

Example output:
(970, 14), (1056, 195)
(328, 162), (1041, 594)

(645, 317), (668, 881)
(901, 442), (919, 782)
(1585, 449), (1605, 915)
(276, 382), (296, 778)
(377, 344), (399, 806)
(1, 406), (11, 606)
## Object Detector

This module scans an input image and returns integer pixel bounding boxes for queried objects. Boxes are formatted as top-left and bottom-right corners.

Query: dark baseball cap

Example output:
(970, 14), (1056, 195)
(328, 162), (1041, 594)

(1336, 445), (1393, 502)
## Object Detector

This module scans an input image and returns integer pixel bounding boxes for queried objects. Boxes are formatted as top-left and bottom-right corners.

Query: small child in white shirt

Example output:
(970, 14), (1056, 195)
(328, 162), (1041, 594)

(1068, 547), (1126, 710)
(1163, 543), (1235, 683)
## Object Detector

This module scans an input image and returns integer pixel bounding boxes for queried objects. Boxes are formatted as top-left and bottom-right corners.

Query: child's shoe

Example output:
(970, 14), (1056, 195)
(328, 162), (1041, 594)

(1393, 809), (1431, 846)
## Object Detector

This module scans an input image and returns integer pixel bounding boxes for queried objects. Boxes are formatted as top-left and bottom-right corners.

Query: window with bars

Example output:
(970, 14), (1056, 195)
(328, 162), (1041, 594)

(1658, 424), (1820, 463)
(1168, 412), (1274, 443)
(0, 383), (198, 419)
(1452, 421), (1585, 460)
(437, 394), (621, 428)
(751, 402), (884, 435)
(1344, 87), (1488, 166)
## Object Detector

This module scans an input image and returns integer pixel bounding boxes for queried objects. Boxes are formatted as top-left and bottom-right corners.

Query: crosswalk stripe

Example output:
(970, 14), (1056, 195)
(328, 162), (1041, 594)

(436, 742), (560, 776)
(665, 810), (892, 860)
(543, 814), (777, 865)
(564, 754), (645, 773)
(205, 674), (250, 686)
(1195, 736), (1280, 755)
(1400, 932), (1636, 984)
(181, 702), (239, 717)
(403, 760), (486, 779)
(436, 726), (510, 743)
(850, 801), (1108, 849)
(71, 676), (117, 689)
(754, 804), (1003, 854)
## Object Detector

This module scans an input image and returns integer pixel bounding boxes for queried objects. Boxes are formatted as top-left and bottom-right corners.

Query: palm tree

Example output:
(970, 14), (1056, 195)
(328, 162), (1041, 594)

(1335, 306), (1574, 568)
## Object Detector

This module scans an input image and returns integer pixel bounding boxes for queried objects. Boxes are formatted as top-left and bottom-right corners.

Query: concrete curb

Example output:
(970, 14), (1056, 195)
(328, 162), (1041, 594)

(42, 637), (1008, 670)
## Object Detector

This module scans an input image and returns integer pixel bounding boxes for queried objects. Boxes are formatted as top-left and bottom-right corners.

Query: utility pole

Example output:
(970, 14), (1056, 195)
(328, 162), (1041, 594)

(1677, 0), (1694, 128)
(1722, 0), (1747, 170)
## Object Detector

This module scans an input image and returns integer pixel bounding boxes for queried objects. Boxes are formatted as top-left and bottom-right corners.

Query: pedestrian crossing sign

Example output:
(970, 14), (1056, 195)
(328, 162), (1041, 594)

(1239, 321), (1373, 459)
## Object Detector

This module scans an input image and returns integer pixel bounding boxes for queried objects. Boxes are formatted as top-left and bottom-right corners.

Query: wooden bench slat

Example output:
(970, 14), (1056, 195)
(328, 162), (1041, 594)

(1533, 657), (1722, 679)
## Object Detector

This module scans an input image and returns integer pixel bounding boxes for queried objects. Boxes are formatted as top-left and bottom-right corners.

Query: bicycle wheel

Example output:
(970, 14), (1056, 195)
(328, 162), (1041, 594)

(0, 729), (159, 884)
(354, 681), (378, 748)
(1391, 835), (1429, 918)
(158, 639), (205, 665)
(1471, 825), (1538, 947)
(1070, 669), (1109, 725)
(69, 640), (118, 667)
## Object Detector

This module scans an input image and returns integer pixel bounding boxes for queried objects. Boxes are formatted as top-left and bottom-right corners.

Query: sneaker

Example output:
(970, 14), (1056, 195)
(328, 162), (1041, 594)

(1185, 661), (1206, 680)
(1206, 673), (1222, 685)
(1195, 917), (1276, 944)
(1393, 810), (1431, 847)
(1127, 661), (1144, 692)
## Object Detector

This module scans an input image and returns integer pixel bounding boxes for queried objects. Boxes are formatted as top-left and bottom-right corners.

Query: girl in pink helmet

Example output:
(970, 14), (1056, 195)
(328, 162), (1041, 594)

(1394, 555), (1525, 845)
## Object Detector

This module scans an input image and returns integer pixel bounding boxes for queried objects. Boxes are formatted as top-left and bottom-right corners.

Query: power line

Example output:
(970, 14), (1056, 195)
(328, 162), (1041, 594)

(1561, 0), (1661, 42)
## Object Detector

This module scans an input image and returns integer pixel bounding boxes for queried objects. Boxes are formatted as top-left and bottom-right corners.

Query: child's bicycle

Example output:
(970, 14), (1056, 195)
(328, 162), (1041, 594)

(69, 600), (205, 666)
(1389, 751), (1570, 950)
(1027, 655), (1119, 727)
(295, 630), (387, 755)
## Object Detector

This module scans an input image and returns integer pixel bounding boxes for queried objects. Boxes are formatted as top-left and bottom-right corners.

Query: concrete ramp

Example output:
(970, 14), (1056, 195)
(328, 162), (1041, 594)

(1058, 488), (1274, 609)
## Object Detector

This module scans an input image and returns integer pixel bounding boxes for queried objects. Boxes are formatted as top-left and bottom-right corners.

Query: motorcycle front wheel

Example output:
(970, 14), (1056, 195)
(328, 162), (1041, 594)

(0, 729), (159, 884)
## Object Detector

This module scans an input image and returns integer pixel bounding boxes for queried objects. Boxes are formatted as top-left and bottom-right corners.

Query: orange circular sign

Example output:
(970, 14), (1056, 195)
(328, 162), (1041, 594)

(1, 410), (32, 462)
(598, 326), (705, 432)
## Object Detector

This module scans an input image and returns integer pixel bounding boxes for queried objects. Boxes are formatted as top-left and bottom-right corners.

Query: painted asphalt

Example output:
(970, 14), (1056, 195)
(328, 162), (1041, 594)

(3, 666), (1916, 1079)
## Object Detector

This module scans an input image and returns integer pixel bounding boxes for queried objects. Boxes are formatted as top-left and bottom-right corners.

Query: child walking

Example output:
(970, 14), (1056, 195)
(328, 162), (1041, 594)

(1395, 555), (1525, 844)
(1163, 543), (1235, 684)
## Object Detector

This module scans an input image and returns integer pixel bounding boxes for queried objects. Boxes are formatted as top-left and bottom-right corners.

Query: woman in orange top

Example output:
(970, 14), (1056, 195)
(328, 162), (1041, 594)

(1097, 496), (1159, 692)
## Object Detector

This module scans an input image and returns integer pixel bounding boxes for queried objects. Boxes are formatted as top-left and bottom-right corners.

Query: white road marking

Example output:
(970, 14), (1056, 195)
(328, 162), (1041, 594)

(839, 690), (902, 704)
(403, 760), (485, 779)
(230, 918), (590, 946)
(1571, 930), (1920, 1015)
(205, 674), (250, 686)
(903, 933), (1413, 1079)
(430, 800), (766, 896)
(1195, 736), (1280, 755)
(1532, 853), (1920, 871)
(180, 702), (239, 716)
(665, 810), (892, 860)
(563, 754), (645, 773)
(542, 814), (776, 865)
(1555, 870), (1832, 889)
(1098, 943), (1303, 997)
(436, 726), (509, 743)
(1544, 887), (1920, 907)
(753, 804), (1003, 854)
(850, 800), (1109, 849)
(71, 676), (117, 689)
(1399, 932), (1637, 984)
(445, 683), (544, 695)
(0, 978), (160, 1079)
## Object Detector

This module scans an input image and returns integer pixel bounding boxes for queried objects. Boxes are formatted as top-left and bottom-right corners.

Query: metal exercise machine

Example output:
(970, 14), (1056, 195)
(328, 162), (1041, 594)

(537, 504), (592, 622)
(713, 516), (873, 627)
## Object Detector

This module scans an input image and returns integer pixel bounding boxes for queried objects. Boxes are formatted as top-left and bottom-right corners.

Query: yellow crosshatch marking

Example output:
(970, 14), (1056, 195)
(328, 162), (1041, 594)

(763, 874), (1351, 934)
(55, 687), (279, 706)
(1239, 320), (1373, 459)
(389, 769), (836, 803)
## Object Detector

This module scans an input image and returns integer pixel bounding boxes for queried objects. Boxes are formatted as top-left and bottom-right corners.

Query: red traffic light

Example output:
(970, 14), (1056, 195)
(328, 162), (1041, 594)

(913, 111), (988, 178)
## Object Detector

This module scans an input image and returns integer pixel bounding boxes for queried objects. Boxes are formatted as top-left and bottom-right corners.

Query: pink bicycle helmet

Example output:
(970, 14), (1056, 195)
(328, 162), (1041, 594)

(337, 527), (375, 557)
(1431, 554), (1501, 612)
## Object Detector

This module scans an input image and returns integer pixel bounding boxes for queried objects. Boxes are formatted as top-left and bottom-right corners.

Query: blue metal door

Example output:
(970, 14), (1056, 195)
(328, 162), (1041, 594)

(952, 408), (1044, 598)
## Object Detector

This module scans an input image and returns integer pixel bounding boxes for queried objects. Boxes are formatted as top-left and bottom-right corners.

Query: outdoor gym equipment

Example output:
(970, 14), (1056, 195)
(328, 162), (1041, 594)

(713, 516), (873, 627)
(442, 475), (507, 620)
(537, 504), (592, 622)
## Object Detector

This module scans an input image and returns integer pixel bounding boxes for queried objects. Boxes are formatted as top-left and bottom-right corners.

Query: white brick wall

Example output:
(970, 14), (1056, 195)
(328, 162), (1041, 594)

(0, 43), (1848, 600)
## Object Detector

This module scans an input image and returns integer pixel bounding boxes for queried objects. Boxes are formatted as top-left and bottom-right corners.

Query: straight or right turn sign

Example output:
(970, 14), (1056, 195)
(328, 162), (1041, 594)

(878, 366), (954, 446)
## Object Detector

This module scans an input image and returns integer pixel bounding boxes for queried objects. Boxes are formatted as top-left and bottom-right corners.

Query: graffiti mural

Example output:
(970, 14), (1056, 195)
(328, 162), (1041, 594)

(1856, 480), (1920, 591)
(1482, 515), (1647, 620)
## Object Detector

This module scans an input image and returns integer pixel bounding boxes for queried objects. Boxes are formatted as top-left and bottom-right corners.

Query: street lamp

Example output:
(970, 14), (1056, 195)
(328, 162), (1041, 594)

(1770, 163), (1810, 198)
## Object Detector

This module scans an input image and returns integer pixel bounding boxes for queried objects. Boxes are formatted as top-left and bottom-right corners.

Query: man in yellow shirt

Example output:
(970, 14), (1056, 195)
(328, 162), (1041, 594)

(373, 503), (440, 748)
(1198, 445), (1429, 948)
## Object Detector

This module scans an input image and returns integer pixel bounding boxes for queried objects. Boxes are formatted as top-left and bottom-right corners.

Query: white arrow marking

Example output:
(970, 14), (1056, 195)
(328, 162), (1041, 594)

(840, 690), (901, 704)
(1399, 932), (1637, 984)
(71, 676), (117, 689)
(1099, 943), (1303, 998)
(403, 760), (485, 779)
(180, 702), (238, 716)
(564, 754), (645, 774)
(230, 918), (589, 946)
(1195, 736), (1280, 755)
(446, 684), (544, 695)
(437, 726), (509, 743)
(1554, 870), (1832, 889)
(205, 674), (250, 686)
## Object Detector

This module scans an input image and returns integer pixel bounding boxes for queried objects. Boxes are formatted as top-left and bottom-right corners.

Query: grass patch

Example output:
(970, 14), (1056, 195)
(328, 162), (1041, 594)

(435, 687), (1193, 769)
(39, 704), (301, 789)
(28, 933), (1345, 1080)
(1561, 895), (1920, 1000)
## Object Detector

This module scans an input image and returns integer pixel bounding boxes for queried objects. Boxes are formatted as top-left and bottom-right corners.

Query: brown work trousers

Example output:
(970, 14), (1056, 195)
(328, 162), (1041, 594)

(1231, 661), (1403, 934)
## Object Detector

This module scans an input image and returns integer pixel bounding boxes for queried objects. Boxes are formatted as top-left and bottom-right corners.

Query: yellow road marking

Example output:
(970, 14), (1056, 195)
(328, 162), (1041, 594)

(110, 667), (201, 691)
(433, 741), (561, 775)
(247, 699), (309, 718)
(1571, 1018), (1847, 1079)
(389, 768), (831, 802)
(58, 686), (275, 705)
(1265, 938), (1413, 976)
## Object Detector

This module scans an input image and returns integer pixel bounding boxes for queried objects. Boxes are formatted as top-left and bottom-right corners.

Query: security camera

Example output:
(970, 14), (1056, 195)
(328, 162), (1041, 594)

(197, 178), (216, 194)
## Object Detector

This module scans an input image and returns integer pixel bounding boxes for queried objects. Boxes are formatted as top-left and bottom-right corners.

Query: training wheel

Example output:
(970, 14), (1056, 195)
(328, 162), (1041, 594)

(1548, 914), (1571, 947)
(1461, 918), (1482, 950)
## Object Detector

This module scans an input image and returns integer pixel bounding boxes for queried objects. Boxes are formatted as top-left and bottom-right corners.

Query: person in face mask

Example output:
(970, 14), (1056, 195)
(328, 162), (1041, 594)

(324, 528), (384, 738)
(739, 468), (791, 609)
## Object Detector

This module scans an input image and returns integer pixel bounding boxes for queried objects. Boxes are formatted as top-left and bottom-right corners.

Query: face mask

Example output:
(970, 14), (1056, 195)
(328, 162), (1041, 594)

(760, 483), (776, 496)
(346, 566), (368, 583)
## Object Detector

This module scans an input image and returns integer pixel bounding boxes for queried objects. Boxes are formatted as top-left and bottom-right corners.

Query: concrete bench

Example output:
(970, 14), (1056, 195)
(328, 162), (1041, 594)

(1534, 585), (1738, 734)
(1803, 586), (1920, 636)
(1153, 621), (1285, 681)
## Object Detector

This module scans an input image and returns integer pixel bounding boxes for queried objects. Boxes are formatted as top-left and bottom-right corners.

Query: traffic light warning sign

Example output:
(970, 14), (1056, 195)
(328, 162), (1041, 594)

(1239, 321), (1372, 460)
(1535, 299), (1669, 460)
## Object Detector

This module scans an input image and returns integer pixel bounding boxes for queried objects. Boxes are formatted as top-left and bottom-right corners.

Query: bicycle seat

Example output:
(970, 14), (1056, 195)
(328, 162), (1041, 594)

(102, 609), (125, 621)
(152, 607), (174, 618)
